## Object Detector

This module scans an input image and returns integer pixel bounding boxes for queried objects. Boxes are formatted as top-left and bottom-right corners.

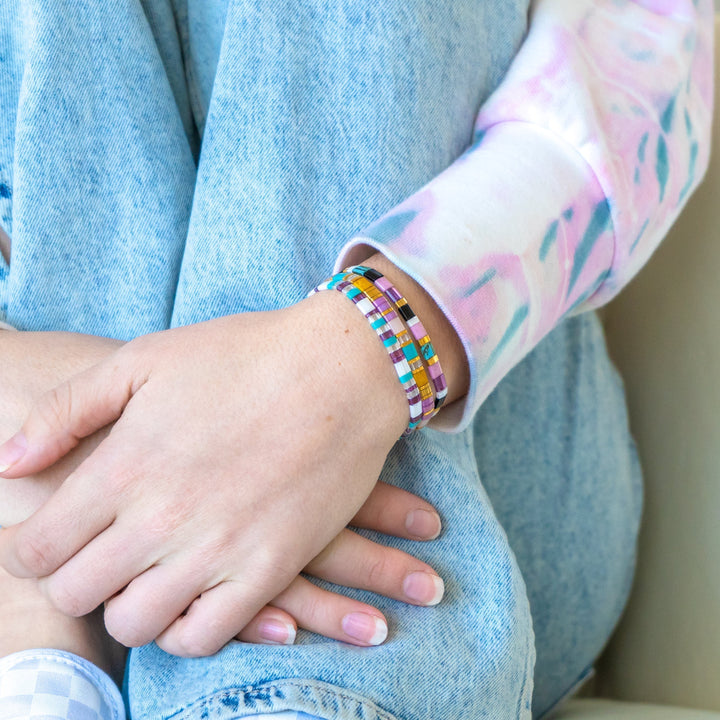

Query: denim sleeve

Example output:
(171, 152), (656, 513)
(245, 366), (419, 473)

(336, 0), (714, 431)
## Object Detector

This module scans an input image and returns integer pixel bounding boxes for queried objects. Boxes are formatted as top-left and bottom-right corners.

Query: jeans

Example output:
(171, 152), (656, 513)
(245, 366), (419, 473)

(0, 1), (642, 718)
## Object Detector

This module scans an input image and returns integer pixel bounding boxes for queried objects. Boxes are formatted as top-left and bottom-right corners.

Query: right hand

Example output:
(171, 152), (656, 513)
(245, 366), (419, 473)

(0, 329), (443, 650)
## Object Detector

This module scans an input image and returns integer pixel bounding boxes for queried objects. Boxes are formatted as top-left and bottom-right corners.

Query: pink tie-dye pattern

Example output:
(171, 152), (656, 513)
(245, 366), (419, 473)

(337, 0), (714, 430)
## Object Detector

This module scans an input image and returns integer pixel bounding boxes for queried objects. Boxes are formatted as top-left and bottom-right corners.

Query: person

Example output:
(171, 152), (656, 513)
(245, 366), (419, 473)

(0, 0), (713, 718)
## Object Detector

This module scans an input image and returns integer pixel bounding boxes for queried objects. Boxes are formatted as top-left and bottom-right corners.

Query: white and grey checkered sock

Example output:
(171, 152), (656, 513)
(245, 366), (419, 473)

(0, 649), (125, 720)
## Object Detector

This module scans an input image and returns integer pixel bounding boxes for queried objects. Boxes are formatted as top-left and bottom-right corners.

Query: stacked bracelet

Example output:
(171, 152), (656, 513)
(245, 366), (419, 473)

(312, 272), (424, 433)
(344, 272), (435, 425)
(349, 266), (448, 411)
(310, 265), (448, 436)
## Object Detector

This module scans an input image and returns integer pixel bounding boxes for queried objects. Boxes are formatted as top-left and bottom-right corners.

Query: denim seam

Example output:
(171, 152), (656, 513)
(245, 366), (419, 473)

(0, 214), (9, 323)
(514, 620), (535, 719)
(168, 678), (400, 720)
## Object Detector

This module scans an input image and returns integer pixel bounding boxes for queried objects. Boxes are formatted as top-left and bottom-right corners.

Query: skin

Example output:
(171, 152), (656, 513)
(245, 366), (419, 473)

(0, 327), (445, 678)
(0, 253), (469, 660)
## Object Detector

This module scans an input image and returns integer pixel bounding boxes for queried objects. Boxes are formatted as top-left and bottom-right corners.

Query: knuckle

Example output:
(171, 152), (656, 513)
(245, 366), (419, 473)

(375, 503), (396, 532)
(104, 464), (138, 498)
(147, 497), (196, 539)
(38, 384), (74, 434)
(15, 533), (57, 576)
(300, 593), (325, 627)
(45, 579), (90, 618)
(364, 552), (392, 590)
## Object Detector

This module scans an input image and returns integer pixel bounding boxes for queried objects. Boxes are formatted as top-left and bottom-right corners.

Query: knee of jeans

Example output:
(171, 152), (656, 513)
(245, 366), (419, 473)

(127, 429), (536, 719)
(126, 517), (536, 720)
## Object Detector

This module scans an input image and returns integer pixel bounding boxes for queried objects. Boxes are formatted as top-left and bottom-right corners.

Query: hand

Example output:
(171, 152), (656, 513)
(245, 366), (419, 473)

(0, 326), (443, 652)
(0, 331), (122, 525)
(0, 294), (430, 656)
(235, 482), (443, 648)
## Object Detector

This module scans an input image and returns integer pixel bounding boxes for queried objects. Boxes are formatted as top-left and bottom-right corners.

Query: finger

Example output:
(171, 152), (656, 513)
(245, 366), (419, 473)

(103, 562), (205, 648)
(39, 517), (171, 620)
(0, 453), (115, 579)
(235, 606), (297, 646)
(350, 481), (442, 540)
(0, 343), (146, 478)
(155, 577), (280, 658)
(271, 576), (388, 646)
(306, 529), (444, 607)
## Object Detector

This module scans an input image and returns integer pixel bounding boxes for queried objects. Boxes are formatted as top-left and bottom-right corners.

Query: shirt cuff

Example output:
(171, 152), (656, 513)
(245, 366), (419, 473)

(335, 121), (613, 432)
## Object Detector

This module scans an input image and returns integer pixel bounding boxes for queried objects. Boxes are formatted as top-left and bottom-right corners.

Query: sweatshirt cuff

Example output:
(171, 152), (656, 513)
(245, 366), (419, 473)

(335, 121), (613, 432)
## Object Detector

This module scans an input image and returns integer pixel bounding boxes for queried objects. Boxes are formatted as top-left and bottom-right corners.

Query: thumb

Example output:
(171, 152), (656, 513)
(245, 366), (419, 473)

(0, 348), (143, 477)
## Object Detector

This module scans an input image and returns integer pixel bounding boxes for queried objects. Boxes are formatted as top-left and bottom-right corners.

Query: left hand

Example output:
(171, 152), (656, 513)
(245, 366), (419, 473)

(0, 292), (419, 656)
(232, 484), (444, 650)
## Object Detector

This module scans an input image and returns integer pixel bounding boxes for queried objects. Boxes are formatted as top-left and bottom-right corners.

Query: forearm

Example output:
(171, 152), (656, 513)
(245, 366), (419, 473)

(339, 0), (713, 430)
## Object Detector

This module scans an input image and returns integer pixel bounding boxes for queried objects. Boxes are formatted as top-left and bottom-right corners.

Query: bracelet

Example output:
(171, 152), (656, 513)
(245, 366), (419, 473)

(311, 272), (423, 434)
(348, 266), (448, 411)
(343, 271), (435, 424)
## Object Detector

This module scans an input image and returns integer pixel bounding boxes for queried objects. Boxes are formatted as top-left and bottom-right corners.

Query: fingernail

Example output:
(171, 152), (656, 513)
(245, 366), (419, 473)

(258, 618), (296, 645)
(403, 572), (445, 606)
(341, 613), (388, 645)
(0, 433), (27, 473)
(405, 509), (442, 539)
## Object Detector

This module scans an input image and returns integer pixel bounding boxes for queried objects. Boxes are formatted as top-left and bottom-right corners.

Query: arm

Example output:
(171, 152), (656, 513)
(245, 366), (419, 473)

(0, 329), (445, 649)
(338, 0), (714, 429)
(0, 0), (711, 658)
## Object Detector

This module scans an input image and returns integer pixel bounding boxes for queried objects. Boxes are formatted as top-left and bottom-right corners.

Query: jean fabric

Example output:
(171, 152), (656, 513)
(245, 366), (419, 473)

(0, 1), (642, 719)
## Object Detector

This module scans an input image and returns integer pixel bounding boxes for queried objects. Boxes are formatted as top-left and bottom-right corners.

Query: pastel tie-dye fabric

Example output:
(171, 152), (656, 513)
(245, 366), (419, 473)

(338, 0), (714, 430)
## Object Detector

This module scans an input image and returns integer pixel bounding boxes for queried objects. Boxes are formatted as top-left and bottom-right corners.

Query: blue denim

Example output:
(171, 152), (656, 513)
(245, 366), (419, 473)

(0, 1), (641, 718)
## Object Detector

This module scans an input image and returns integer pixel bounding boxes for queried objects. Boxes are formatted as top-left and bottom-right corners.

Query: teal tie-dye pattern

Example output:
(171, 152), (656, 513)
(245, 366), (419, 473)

(339, 0), (712, 429)
(629, 219), (649, 255)
(566, 268), (612, 316)
(482, 304), (529, 376)
(656, 135), (670, 202)
(661, 96), (676, 133)
(567, 199), (611, 298)
(539, 220), (559, 261)
(365, 210), (418, 244)
(463, 267), (496, 297)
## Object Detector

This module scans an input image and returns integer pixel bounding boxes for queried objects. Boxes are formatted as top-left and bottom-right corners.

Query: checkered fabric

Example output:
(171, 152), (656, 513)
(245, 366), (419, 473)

(0, 649), (125, 720)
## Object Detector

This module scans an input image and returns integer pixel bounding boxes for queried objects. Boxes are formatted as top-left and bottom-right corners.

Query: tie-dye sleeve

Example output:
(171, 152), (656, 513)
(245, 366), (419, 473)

(336, 0), (714, 431)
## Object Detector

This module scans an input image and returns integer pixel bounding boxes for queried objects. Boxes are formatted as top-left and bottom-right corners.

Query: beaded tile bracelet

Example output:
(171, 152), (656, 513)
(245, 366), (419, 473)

(344, 271), (435, 425)
(310, 272), (423, 434)
(349, 265), (448, 412)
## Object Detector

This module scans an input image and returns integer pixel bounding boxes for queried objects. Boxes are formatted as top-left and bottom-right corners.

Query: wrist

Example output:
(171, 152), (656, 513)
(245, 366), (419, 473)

(361, 253), (469, 408)
(303, 250), (469, 439)
(297, 290), (409, 444)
